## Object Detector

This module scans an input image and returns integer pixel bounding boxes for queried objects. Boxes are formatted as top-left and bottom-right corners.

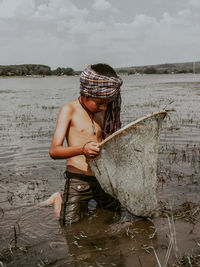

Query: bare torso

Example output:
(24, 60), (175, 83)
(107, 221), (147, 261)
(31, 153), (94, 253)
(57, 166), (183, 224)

(66, 99), (104, 175)
(45, 98), (106, 216)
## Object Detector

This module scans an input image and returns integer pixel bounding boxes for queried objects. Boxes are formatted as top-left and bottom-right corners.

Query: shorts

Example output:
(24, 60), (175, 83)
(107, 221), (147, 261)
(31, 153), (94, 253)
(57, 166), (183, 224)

(59, 171), (119, 224)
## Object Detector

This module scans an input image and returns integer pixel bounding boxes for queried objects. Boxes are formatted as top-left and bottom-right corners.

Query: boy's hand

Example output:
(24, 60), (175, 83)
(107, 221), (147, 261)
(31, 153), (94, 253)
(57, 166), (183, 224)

(82, 141), (100, 158)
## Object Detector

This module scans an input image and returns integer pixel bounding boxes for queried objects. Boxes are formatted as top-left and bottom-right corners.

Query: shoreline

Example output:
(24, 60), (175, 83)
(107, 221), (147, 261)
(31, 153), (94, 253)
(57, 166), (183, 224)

(0, 74), (80, 79)
(0, 73), (199, 79)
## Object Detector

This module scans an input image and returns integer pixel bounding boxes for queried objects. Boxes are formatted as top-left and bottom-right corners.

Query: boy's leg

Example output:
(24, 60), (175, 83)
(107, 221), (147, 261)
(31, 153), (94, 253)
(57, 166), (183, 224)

(39, 192), (61, 206)
(90, 179), (120, 211)
(97, 186), (136, 221)
(91, 179), (135, 221)
(39, 192), (62, 217)
(59, 173), (94, 224)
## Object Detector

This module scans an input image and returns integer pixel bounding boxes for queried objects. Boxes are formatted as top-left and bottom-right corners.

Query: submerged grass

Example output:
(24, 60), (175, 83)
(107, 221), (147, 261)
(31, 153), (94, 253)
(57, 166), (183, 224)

(170, 250), (200, 267)
(152, 201), (200, 267)
(159, 201), (200, 224)
(147, 205), (180, 267)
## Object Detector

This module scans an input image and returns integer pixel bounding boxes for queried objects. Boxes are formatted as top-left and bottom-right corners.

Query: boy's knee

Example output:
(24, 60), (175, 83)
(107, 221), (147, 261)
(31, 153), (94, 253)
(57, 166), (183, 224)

(60, 201), (81, 224)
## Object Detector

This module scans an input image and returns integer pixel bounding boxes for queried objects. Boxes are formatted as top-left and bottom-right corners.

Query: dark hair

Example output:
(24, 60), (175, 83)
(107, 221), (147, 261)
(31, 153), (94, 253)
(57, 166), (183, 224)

(91, 63), (117, 78)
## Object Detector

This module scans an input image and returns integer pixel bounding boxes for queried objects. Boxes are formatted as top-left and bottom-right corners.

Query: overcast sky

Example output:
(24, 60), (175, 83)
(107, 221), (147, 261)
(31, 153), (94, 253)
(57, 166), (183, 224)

(0, 0), (200, 69)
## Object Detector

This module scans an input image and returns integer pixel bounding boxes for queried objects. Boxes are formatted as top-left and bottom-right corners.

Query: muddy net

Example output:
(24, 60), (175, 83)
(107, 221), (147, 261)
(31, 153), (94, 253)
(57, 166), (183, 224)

(89, 110), (167, 217)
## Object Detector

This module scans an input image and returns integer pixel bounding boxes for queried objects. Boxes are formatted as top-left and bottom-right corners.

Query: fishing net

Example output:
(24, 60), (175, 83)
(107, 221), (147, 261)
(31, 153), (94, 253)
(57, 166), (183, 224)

(89, 111), (167, 217)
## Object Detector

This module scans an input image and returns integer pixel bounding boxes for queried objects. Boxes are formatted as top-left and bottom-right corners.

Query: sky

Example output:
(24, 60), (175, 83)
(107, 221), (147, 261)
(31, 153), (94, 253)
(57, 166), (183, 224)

(0, 0), (200, 70)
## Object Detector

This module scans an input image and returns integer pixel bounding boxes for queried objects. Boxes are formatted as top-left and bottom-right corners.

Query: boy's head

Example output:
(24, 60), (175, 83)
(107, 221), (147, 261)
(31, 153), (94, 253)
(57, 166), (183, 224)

(90, 63), (118, 78)
(80, 63), (122, 101)
(79, 63), (123, 138)
(80, 97), (111, 113)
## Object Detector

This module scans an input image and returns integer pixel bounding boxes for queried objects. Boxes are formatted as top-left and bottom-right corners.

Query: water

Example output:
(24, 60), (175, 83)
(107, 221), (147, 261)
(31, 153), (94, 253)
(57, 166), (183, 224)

(0, 74), (200, 266)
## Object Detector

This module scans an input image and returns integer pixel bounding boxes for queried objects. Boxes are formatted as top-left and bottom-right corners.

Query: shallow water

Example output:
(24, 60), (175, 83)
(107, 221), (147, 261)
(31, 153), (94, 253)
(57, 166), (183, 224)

(0, 74), (200, 266)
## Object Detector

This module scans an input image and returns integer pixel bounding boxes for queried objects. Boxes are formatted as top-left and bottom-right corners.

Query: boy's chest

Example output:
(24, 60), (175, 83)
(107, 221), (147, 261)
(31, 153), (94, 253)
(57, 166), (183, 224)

(71, 110), (104, 137)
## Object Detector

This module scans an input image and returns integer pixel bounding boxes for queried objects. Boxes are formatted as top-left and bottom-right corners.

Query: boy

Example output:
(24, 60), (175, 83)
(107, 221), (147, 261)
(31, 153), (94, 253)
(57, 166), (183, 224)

(49, 63), (123, 224)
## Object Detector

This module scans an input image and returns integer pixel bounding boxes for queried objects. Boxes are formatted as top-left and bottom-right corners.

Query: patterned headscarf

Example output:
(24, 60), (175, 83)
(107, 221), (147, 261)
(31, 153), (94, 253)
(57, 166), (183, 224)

(80, 65), (123, 139)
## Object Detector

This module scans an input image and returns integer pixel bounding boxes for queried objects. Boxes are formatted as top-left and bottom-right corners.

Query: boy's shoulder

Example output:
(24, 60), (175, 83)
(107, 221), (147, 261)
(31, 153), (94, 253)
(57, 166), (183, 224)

(60, 99), (78, 113)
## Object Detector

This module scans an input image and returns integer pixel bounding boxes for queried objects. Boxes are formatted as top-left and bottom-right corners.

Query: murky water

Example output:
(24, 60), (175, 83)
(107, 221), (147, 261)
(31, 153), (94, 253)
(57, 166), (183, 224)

(0, 74), (200, 266)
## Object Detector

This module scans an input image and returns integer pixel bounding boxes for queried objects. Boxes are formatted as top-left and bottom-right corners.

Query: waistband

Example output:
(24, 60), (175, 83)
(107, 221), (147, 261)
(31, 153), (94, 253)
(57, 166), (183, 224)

(64, 171), (96, 181)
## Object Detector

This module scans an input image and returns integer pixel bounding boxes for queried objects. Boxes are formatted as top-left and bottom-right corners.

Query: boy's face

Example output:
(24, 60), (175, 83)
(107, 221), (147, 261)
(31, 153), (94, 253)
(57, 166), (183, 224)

(83, 97), (111, 113)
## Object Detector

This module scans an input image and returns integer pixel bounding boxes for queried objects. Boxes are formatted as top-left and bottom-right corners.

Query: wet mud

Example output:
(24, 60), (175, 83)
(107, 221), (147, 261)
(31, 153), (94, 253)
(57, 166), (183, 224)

(0, 75), (200, 266)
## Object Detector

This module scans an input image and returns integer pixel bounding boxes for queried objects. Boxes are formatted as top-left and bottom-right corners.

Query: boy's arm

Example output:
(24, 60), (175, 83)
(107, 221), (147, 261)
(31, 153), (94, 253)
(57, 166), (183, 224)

(49, 104), (100, 159)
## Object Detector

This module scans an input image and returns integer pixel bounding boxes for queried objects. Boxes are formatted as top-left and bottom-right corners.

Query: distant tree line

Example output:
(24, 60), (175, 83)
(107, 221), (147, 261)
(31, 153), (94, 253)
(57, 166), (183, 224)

(1, 61), (200, 77)
(116, 61), (200, 75)
(0, 64), (76, 76)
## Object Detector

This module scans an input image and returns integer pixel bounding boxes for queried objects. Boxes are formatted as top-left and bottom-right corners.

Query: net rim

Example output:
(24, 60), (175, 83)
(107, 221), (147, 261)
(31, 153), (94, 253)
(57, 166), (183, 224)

(98, 110), (167, 147)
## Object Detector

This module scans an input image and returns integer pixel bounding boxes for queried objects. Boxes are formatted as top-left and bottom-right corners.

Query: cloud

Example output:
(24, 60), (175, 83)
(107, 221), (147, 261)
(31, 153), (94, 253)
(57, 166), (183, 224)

(0, 0), (88, 21)
(93, 0), (112, 10)
(0, 0), (35, 18)
(0, 0), (200, 68)
(189, 0), (200, 7)
(33, 0), (88, 21)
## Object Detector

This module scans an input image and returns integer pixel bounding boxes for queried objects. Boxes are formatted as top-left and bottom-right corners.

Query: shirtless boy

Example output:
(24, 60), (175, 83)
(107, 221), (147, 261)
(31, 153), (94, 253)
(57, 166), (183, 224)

(43, 64), (123, 224)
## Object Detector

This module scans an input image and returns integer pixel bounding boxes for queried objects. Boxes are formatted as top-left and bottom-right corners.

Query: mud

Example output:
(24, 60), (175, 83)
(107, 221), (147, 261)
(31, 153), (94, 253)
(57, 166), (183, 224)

(0, 74), (200, 266)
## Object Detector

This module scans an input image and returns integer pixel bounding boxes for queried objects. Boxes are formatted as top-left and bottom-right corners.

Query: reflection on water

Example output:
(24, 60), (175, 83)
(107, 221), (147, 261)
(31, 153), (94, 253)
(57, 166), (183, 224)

(63, 211), (158, 266)
(0, 74), (200, 266)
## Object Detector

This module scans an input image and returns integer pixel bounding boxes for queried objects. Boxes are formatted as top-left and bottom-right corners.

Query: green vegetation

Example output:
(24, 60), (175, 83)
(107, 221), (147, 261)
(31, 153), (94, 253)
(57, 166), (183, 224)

(1, 61), (200, 77)
(116, 61), (200, 75)
(0, 64), (76, 77)
(51, 67), (75, 76)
